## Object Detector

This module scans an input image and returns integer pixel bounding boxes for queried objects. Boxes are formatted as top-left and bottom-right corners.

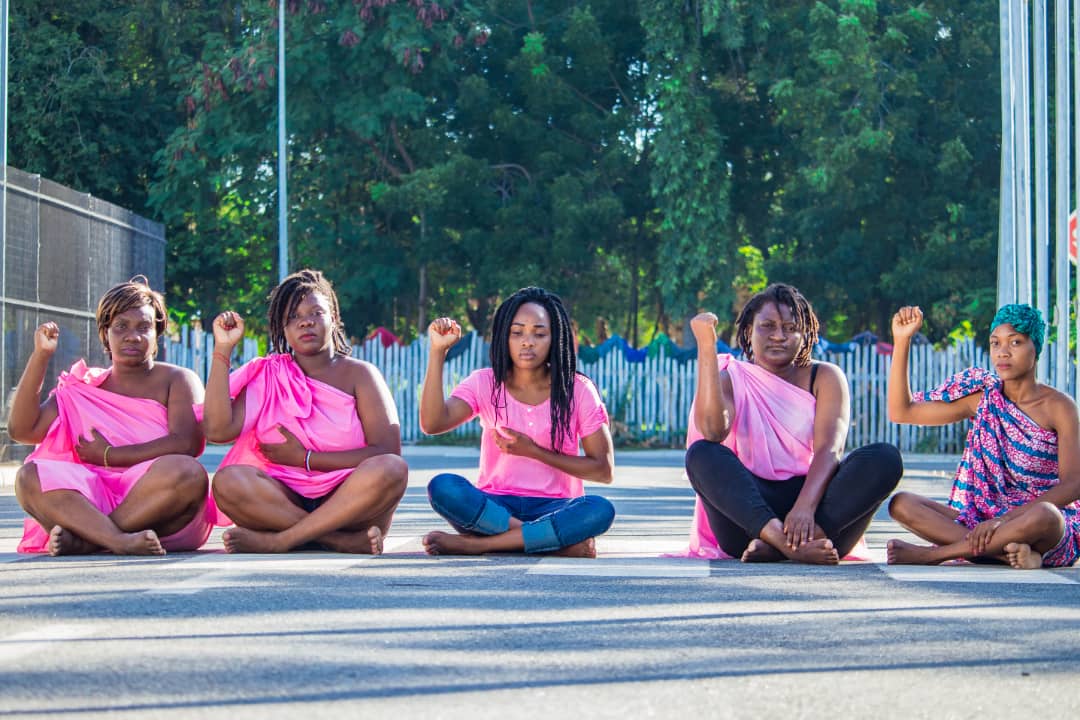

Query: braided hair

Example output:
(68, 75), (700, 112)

(735, 283), (819, 367)
(96, 275), (167, 355)
(489, 287), (577, 453)
(267, 269), (351, 357)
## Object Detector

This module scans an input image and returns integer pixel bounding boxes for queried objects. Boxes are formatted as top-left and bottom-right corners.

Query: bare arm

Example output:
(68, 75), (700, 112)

(294, 361), (403, 472)
(203, 311), (246, 443)
(492, 424), (615, 483)
(419, 318), (475, 435)
(7, 322), (62, 444)
(888, 305), (979, 426)
(690, 312), (735, 442)
(783, 363), (850, 547)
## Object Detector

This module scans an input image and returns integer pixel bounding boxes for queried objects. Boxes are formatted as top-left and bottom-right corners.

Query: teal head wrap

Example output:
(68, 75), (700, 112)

(990, 304), (1045, 359)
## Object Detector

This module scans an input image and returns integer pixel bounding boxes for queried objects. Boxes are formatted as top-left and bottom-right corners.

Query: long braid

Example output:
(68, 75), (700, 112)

(267, 269), (351, 356)
(489, 287), (578, 453)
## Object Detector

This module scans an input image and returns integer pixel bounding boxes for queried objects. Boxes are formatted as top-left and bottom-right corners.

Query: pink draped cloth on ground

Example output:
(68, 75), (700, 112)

(217, 354), (367, 499)
(18, 360), (212, 553)
(673, 354), (869, 560)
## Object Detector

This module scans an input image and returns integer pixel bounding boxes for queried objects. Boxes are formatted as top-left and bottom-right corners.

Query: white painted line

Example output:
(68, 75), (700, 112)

(0, 538), (21, 555)
(528, 557), (710, 578)
(879, 564), (1079, 584)
(0, 624), (98, 663)
(167, 554), (369, 571)
(595, 537), (694, 557)
(146, 571), (250, 595)
(144, 541), (425, 595)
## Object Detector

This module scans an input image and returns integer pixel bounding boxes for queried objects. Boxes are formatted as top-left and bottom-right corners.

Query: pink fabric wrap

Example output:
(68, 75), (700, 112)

(450, 368), (609, 498)
(217, 354), (367, 499)
(18, 359), (212, 553)
(675, 354), (870, 561)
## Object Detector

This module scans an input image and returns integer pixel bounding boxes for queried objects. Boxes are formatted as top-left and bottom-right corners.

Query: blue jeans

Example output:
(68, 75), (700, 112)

(427, 473), (616, 553)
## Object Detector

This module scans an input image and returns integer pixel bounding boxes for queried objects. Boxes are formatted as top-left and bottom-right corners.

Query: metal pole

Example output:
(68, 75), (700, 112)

(1000, 0), (1017, 306)
(1, 0), (9, 421)
(1035, 0), (1050, 379)
(1016, 0), (1033, 306)
(1074, 0), (1080, 395)
(1055, 0), (1071, 392)
(277, 0), (288, 283)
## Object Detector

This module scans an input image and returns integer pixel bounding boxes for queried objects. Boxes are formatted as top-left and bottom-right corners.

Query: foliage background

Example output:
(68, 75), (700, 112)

(9, 1), (1001, 346)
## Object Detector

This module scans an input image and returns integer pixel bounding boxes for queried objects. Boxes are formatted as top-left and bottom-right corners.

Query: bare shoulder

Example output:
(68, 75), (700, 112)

(157, 362), (204, 400)
(1041, 385), (1080, 429)
(812, 361), (847, 389)
(157, 362), (202, 385)
(338, 356), (388, 390)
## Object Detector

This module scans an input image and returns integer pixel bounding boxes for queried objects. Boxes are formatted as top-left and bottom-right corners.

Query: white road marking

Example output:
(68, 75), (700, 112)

(144, 536), (424, 594)
(0, 538), (21, 555)
(879, 564), (1079, 584)
(528, 557), (710, 578)
(0, 624), (97, 663)
(595, 537), (694, 557)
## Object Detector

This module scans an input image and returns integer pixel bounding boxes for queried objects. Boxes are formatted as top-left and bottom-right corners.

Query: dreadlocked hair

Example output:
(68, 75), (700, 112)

(267, 269), (351, 356)
(96, 275), (167, 355)
(489, 286), (578, 454)
(735, 282), (819, 367)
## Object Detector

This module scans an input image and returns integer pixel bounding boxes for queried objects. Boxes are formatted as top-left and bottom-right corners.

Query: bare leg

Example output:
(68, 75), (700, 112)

(216, 454), (408, 554)
(14, 461), (204, 556)
(887, 502), (1065, 568)
(888, 492), (965, 544)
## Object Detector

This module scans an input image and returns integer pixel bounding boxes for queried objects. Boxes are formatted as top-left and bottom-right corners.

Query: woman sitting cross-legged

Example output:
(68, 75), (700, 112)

(205, 269), (408, 554)
(420, 286), (615, 557)
(11, 277), (211, 556)
(685, 283), (903, 564)
(886, 304), (1080, 569)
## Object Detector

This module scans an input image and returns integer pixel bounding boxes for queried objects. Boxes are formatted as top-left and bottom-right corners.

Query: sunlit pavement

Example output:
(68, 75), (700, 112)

(0, 449), (1076, 719)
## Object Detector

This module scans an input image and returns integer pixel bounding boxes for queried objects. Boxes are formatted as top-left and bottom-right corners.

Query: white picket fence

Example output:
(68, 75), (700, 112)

(165, 326), (1033, 453)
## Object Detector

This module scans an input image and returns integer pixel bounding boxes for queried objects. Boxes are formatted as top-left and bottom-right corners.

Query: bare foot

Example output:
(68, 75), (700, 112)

(886, 538), (941, 565)
(551, 537), (596, 558)
(322, 527), (384, 555)
(1004, 542), (1043, 569)
(222, 527), (287, 554)
(741, 538), (784, 563)
(423, 531), (487, 555)
(116, 530), (167, 556)
(47, 526), (97, 556)
(785, 538), (839, 565)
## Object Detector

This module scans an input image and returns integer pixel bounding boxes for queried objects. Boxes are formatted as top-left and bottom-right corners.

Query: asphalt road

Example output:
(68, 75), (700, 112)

(0, 449), (1077, 719)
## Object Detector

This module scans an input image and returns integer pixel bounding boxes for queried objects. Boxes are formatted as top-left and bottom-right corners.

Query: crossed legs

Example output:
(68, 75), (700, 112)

(887, 491), (1066, 569)
(213, 454), (408, 554)
(15, 455), (209, 556)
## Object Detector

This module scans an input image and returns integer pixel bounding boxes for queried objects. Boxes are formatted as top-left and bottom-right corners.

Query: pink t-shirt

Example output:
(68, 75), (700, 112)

(450, 368), (609, 498)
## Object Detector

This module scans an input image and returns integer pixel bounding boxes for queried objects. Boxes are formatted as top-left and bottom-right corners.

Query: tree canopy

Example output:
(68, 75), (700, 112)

(9, 1), (1002, 344)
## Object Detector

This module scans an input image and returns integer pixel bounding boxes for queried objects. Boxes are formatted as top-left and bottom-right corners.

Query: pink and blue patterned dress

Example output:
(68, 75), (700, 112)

(916, 367), (1080, 567)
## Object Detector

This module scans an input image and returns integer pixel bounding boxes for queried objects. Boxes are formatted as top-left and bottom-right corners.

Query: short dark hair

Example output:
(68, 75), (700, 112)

(735, 283), (819, 367)
(267, 269), (351, 356)
(96, 275), (167, 354)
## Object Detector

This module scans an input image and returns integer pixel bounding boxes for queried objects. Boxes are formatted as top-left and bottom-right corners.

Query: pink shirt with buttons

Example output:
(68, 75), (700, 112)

(451, 368), (610, 498)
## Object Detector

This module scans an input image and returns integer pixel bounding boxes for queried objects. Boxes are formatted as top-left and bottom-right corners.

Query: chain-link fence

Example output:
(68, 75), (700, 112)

(0, 166), (165, 459)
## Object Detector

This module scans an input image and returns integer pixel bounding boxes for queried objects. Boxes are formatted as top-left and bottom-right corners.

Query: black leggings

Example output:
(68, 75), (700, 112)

(685, 440), (903, 557)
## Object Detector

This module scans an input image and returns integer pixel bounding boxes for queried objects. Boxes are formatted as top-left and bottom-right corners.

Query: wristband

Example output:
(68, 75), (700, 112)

(305, 449), (313, 473)
(103, 445), (112, 469)
(212, 351), (231, 367)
